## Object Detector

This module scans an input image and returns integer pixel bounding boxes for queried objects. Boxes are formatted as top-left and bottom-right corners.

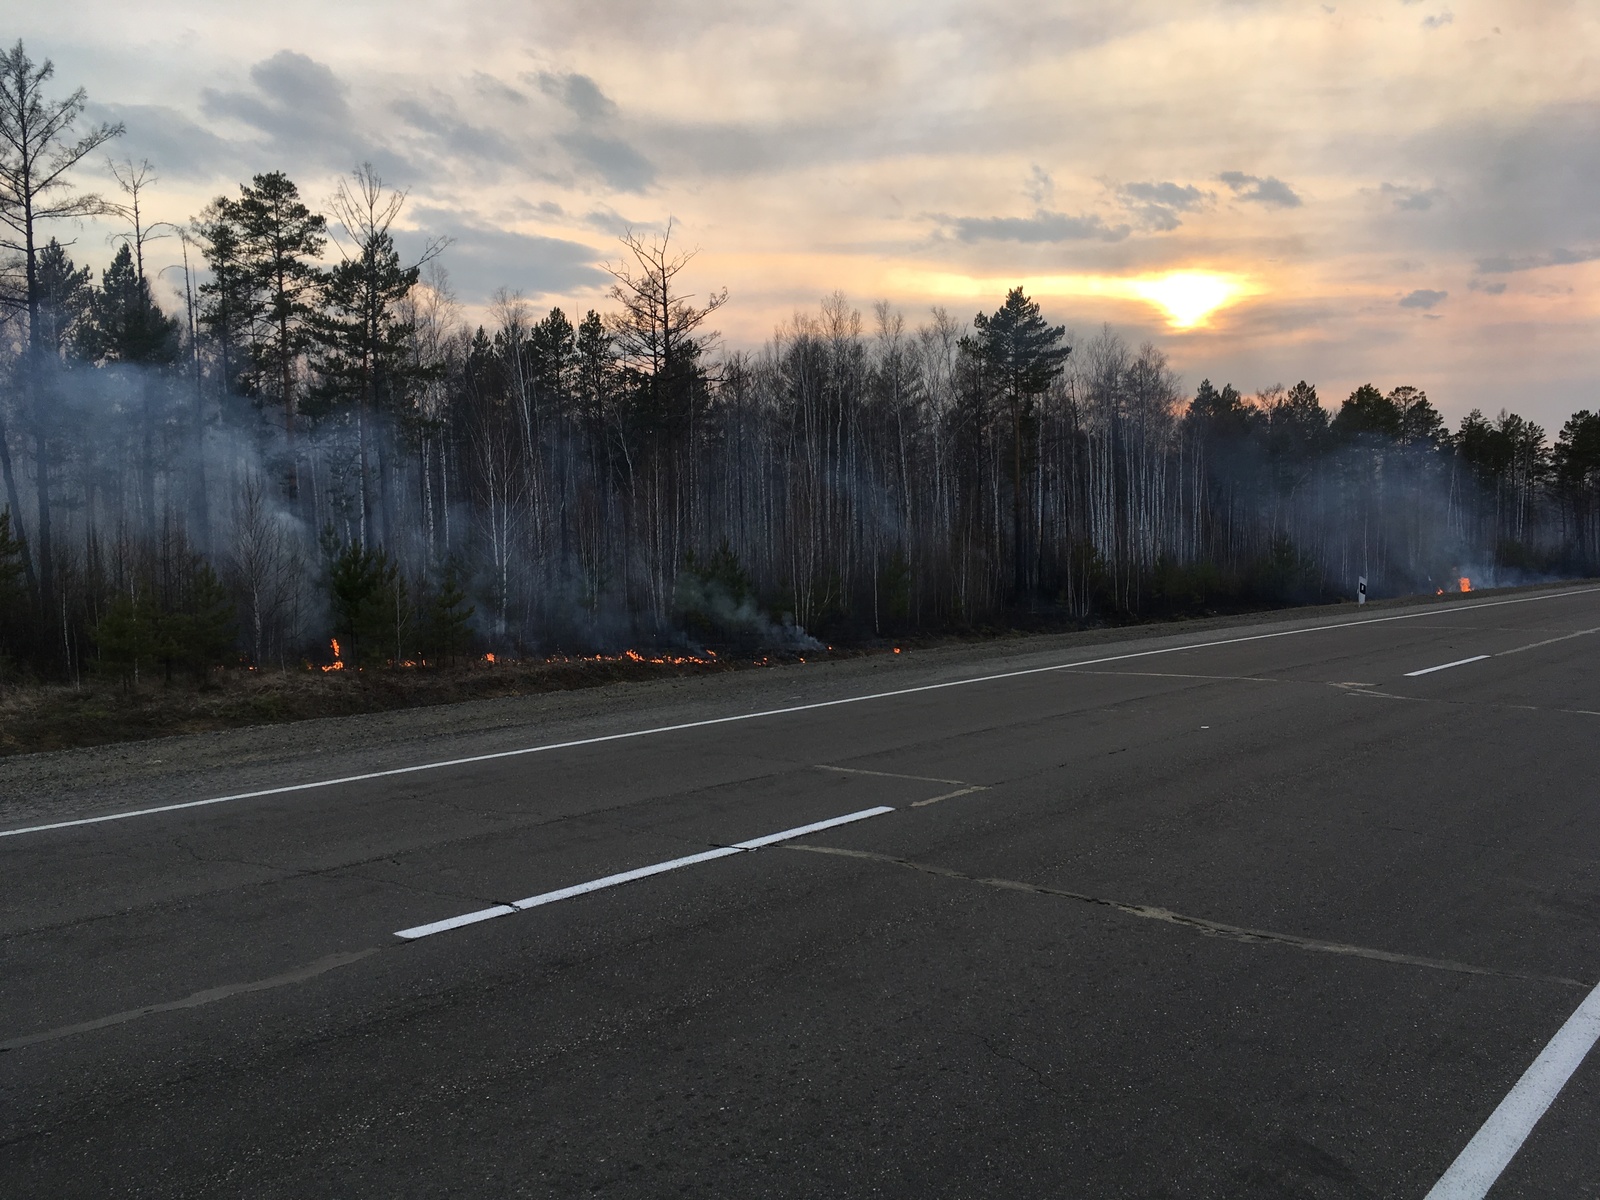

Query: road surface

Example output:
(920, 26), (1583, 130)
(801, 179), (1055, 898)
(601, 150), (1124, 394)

(4, 586), (1599, 1197)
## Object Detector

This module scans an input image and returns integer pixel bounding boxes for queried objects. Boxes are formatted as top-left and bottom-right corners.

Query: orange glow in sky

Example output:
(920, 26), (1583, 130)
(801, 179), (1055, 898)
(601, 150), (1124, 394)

(1129, 272), (1254, 330)
(29, 0), (1600, 426)
(887, 269), (1260, 331)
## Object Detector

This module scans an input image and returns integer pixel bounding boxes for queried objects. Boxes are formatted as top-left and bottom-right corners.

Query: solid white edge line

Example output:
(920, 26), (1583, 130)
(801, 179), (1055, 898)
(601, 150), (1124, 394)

(7, 585), (1598, 840)
(394, 806), (895, 940)
(1405, 655), (1492, 677)
(1423, 980), (1600, 1199)
(732, 805), (897, 849)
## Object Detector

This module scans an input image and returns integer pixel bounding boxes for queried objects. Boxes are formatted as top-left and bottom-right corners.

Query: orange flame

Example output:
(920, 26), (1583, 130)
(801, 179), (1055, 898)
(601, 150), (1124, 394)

(483, 652), (497, 664)
(321, 638), (345, 672)
(1459, 577), (1472, 593)
(572, 648), (719, 666)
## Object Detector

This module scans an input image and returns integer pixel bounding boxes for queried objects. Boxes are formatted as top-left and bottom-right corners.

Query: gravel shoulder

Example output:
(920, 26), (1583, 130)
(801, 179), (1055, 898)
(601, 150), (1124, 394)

(2, 582), (1588, 830)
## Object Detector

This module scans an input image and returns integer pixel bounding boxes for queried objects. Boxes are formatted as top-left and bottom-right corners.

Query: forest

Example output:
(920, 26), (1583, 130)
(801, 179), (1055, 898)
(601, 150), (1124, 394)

(3, 41), (1599, 688)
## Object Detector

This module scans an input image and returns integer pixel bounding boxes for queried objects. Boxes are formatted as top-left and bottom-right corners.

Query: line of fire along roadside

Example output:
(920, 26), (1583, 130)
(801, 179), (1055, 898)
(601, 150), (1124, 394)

(1435, 577), (1473, 597)
(313, 642), (763, 673)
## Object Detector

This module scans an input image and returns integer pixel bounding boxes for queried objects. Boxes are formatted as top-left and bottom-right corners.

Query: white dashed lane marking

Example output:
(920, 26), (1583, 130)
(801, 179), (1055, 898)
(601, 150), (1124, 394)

(394, 805), (895, 940)
(1405, 655), (1491, 677)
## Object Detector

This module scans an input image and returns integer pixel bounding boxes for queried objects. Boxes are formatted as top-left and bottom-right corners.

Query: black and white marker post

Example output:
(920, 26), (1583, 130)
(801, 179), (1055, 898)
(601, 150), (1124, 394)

(1358, 575), (1367, 605)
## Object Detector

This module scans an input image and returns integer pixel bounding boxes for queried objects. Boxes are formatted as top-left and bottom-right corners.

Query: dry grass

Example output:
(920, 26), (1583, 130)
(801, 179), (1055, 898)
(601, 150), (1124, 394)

(0, 655), (757, 757)
(3, 578), (1586, 758)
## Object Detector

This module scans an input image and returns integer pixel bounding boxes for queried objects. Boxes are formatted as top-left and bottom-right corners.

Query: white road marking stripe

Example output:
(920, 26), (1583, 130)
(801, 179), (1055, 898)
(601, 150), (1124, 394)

(1423, 980), (1600, 1199)
(395, 806), (895, 940)
(730, 805), (895, 849)
(392, 905), (518, 940)
(1405, 656), (1491, 677)
(6, 586), (1597, 841)
(512, 847), (745, 910)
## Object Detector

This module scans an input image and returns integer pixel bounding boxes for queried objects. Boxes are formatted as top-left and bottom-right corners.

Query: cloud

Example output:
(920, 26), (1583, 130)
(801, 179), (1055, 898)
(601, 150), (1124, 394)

(1217, 171), (1302, 208)
(1421, 11), (1454, 29)
(535, 71), (618, 122)
(581, 207), (659, 237)
(943, 209), (1131, 243)
(1398, 104), (1600, 266)
(1380, 182), (1444, 211)
(403, 207), (607, 304)
(199, 50), (385, 172)
(203, 50), (348, 132)
(1474, 246), (1600, 274)
(1025, 165), (1053, 205)
(392, 97), (517, 167)
(253, 51), (348, 112)
(1399, 288), (1447, 308)
(556, 132), (656, 192)
(1120, 181), (1208, 210)
(88, 103), (239, 181)
(470, 72), (527, 107)
(1468, 278), (1507, 294)
(1118, 180), (1210, 231)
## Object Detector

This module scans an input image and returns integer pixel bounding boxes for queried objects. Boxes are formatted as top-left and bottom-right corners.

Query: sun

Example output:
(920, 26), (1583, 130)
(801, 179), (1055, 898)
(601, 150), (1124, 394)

(1130, 272), (1249, 329)
(883, 266), (1261, 330)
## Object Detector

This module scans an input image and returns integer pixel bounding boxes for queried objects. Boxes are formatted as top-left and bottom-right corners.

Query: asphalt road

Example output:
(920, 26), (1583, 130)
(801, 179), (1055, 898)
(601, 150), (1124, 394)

(4, 586), (1600, 1198)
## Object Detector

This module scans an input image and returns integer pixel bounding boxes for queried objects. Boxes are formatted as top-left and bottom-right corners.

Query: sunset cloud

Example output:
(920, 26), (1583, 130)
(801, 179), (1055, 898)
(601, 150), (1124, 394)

(1399, 288), (1448, 309)
(23, 0), (1600, 427)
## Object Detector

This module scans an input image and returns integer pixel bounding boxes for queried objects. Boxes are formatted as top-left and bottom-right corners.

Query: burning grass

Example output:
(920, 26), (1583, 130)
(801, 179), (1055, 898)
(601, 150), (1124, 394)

(0, 574), (1576, 759)
(0, 647), (769, 758)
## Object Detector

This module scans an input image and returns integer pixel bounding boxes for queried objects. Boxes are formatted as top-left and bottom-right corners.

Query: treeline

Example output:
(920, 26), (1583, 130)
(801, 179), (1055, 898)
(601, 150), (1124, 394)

(1, 42), (1599, 685)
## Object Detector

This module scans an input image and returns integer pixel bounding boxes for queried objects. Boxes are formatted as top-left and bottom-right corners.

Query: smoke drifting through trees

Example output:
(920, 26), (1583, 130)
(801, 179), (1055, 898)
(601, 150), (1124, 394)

(1, 42), (1599, 683)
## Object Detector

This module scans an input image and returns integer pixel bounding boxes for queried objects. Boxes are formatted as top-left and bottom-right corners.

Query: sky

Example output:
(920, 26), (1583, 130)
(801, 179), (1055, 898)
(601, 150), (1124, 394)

(10, 0), (1600, 428)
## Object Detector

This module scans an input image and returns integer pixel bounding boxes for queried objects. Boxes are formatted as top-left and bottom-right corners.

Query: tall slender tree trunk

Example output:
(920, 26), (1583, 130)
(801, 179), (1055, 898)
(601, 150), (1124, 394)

(278, 272), (298, 501)
(1011, 397), (1025, 601)
(21, 185), (55, 614)
(0, 401), (36, 590)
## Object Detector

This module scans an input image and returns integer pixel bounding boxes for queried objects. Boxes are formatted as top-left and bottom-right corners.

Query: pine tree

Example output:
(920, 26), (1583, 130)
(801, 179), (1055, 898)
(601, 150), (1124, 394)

(194, 198), (259, 399)
(34, 238), (93, 356)
(95, 589), (162, 690)
(77, 243), (180, 364)
(1389, 385), (1446, 451)
(1553, 411), (1600, 565)
(967, 287), (1071, 599)
(325, 535), (406, 666)
(231, 171), (327, 495)
(530, 306), (577, 411)
(421, 561), (474, 666)
(310, 169), (424, 542)
(1333, 384), (1401, 440)
(174, 560), (237, 681)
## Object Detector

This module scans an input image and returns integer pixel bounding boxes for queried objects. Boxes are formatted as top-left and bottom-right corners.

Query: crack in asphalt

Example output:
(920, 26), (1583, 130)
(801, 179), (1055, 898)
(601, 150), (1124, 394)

(964, 1030), (1069, 1100)
(788, 844), (1593, 990)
